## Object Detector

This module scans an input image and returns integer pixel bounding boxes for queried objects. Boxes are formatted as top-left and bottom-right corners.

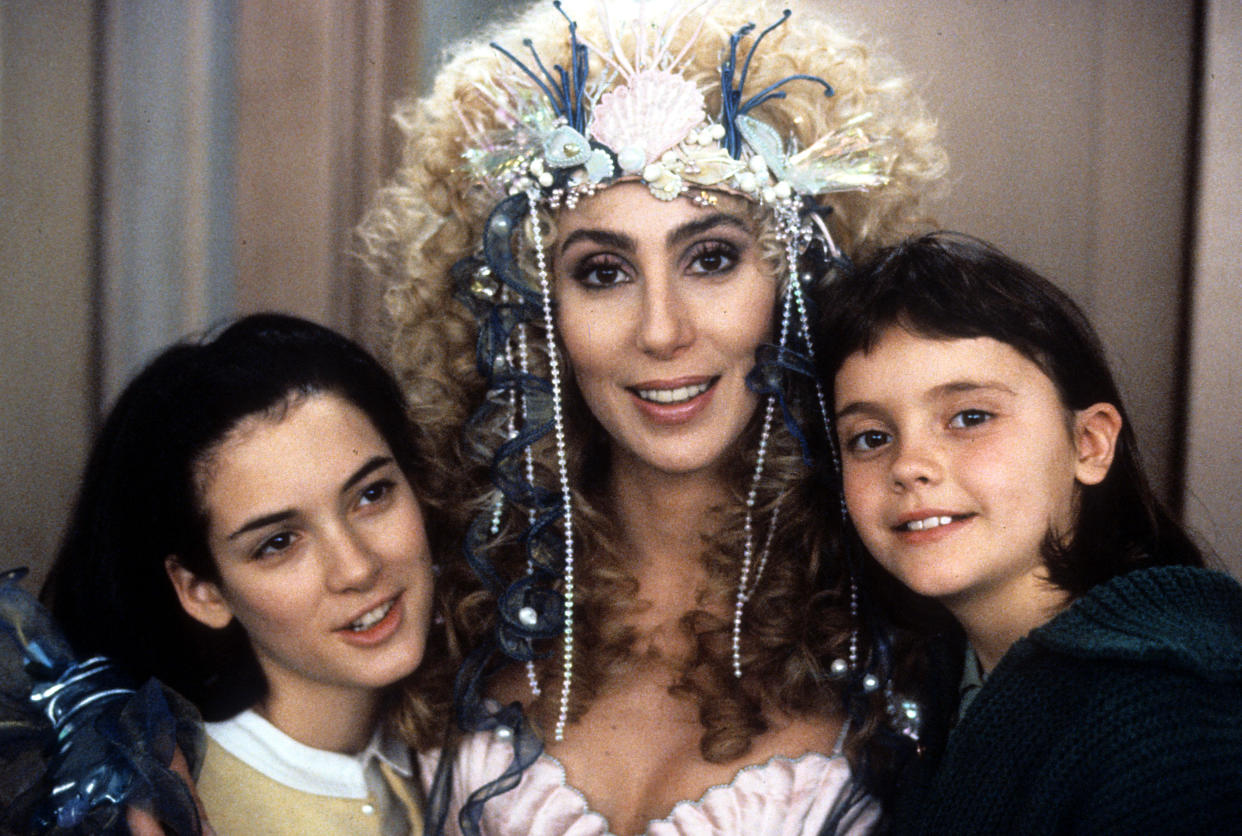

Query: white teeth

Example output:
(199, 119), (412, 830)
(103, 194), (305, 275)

(903, 515), (954, 532)
(635, 381), (711, 404)
(349, 599), (394, 631)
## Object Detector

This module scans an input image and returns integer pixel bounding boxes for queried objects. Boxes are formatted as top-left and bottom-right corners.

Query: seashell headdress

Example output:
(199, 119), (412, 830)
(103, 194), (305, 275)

(437, 10), (905, 824)
(464, 0), (891, 210)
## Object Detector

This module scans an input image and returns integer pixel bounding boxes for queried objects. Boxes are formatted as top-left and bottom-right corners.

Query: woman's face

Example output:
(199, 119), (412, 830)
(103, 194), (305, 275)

(553, 182), (776, 478)
(169, 392), (433, 711)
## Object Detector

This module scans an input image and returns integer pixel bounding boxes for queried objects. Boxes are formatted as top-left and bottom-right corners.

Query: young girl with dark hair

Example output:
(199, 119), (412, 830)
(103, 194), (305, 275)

(40, 313), (451, 835)
(815, 232), (1242, 833)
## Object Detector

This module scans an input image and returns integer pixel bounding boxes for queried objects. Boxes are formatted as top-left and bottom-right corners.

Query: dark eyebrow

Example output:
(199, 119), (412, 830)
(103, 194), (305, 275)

(558, 228), (635, 257)
(228, 510), (296, 541)
(835, 380), (1019, 423)
(930, 380), (1018, 399)
(226, 455), (395, 540)
(557, 212), (751, 259)
(835, 401), (880, 423)
(341, 455), (394, 493)
(665, 213), (751, 248)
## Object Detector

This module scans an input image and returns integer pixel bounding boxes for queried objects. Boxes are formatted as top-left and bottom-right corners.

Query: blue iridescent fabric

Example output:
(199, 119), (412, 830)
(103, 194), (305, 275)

(0, 569), (204, 835)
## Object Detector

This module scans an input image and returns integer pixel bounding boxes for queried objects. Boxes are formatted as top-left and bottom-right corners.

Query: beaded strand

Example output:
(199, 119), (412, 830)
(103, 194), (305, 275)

(528, 197), (576, 741)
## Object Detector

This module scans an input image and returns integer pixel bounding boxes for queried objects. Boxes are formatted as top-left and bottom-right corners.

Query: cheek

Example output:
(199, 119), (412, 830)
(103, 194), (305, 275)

(715, 282), (775, 350)
(556, 300), (613, 381)
(225, 581), (308, 640)
(841, 462), (882, 527)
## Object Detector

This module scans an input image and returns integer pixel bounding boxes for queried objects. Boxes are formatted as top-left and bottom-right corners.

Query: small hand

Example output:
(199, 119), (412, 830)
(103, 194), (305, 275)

(125, 747), (215, 836)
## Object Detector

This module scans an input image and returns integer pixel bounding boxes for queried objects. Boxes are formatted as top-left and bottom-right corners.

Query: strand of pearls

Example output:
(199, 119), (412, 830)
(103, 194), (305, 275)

(731, 213), (802, 678)
(798, 210), (877, 692)
(732, 394), (776, 678)
(528, 197), (575, 741)
(513, 319), (543, 697)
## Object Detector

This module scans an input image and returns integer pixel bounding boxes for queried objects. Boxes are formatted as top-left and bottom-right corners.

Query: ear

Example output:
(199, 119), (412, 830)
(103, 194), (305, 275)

(165, 556), (234, 629)
(1072, 402), (1122, 486)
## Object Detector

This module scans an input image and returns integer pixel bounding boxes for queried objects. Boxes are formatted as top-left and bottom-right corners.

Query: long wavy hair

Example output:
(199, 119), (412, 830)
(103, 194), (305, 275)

(41, 314), (456, 746)
(358, 0), (947, 772)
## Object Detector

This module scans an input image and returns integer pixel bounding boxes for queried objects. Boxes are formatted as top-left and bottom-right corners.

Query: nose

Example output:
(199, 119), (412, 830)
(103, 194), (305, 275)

(324, 524), (382, 593)
(889, 435), (942, 491)
(635, 274), (693, 359)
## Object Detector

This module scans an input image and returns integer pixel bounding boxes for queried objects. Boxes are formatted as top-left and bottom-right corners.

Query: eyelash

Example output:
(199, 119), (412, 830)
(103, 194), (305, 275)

(845, 429), (891, 454)
(685, 241), (739, 276)
(949, 409), (993, 429)
(568, 239), (742, 288)
(571, 254), (629, 288)
(843, 408), (996, 454)
(358, 478), (395, 507)
(247, 478), (396, 560)
(254, 531), (295, 560)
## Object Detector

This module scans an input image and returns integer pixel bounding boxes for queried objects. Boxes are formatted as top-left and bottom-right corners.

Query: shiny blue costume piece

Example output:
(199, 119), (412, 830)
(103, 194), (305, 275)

(0, 568), (204, 835)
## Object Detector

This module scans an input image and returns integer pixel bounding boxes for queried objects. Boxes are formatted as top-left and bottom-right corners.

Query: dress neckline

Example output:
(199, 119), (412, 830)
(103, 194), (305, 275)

(530, 744), (847, 835)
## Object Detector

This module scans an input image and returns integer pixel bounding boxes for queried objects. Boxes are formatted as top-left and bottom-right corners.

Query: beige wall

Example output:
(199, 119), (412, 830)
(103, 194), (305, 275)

(1, 0), (1237, 587)
(1185, 0), (1242, 575)
(830, 0), (1195, 504)
(0, 1), (95, 587)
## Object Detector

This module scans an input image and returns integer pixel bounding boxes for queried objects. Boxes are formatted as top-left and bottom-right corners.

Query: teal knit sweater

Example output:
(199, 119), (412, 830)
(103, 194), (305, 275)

(892, 566), (1242, 834)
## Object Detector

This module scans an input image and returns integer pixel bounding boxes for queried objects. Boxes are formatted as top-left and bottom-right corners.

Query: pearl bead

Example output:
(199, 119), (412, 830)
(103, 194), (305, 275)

(518, 606), (538, 626)
(862, 673), (881, 693)
(494, 725), (513, 740)
(830, 658), (849, 677)
(617, 147), (645, 173)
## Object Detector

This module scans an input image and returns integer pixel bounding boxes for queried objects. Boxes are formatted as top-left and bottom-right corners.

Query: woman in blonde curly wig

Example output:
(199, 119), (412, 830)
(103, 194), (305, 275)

(359, 1), (946, 833)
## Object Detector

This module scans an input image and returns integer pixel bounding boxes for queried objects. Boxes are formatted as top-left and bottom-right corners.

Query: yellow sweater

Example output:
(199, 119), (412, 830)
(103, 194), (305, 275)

(198, 723), (423, 836)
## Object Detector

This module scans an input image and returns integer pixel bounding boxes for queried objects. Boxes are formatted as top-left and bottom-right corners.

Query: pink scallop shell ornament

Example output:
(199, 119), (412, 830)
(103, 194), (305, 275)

(589, 69), (706, 170)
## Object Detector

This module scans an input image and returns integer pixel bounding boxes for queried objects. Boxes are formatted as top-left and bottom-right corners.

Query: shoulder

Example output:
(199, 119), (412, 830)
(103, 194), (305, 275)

(1001, 566), (1242, 745)
(1030, 566), (1242, 680)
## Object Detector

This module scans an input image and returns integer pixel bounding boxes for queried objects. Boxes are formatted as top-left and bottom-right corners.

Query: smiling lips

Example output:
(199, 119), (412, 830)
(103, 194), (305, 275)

(628, 377), (718, 424)
(632, 379), (713, 404)
(894, 512), (976, 536)
(338, 593), (403, 645)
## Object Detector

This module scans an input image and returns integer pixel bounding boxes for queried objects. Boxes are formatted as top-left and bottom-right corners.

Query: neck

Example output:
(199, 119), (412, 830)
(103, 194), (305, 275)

(256, 684), (382, 755)
(948, 573), (1070, 674)
(607, 451), (730, 573)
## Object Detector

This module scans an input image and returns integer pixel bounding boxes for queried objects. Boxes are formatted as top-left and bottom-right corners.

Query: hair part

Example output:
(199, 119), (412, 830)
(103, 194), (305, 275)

(814, 231), (1205, 597)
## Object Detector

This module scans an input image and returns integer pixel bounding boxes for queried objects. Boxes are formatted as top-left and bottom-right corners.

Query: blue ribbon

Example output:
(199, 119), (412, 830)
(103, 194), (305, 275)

(0, 568), (204, 835)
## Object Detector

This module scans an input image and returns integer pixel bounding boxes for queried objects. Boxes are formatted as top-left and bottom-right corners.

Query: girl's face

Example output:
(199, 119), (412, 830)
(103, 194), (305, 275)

(833, 326), (1114, 620)
(554, 182), (776, 478)
(169, 392), (433, 711)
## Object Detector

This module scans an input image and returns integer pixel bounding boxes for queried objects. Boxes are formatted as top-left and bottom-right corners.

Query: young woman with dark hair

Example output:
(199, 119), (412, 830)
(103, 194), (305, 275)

(816, 231), (1242, 833)
(41, 313), (451, 835)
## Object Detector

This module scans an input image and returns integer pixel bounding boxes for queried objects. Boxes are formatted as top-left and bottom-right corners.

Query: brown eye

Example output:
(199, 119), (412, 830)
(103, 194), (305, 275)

(358, 479), (394, 507)
(686, 241), (738, 275)
(573, 255), (631, 288)
(255, 531), (295, 559)
(847, 429), (891, 453)
(950, 409), (992, 429)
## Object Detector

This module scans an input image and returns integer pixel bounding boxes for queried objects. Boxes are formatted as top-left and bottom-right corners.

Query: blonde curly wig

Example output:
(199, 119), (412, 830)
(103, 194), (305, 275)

(359, 0), (947, 768)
